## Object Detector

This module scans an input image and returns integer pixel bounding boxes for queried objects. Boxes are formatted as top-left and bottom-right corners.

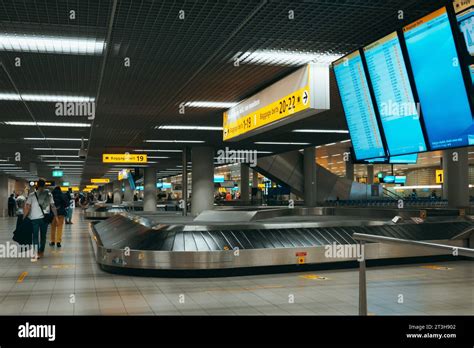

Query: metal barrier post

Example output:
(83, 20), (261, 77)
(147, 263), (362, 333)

(359, 241), (367, 316)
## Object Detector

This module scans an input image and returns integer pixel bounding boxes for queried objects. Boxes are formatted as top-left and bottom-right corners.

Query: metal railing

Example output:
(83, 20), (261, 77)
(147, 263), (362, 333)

(352, 233), (474, 316)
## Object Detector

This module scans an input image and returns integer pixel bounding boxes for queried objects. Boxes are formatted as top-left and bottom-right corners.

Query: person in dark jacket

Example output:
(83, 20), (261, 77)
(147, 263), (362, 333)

(8, 194), (16, 217)
(50, 187), (68, 247)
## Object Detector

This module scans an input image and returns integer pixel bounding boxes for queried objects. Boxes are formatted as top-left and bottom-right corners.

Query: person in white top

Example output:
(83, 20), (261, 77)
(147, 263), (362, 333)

(23, 180), (59, 260)
(65, 188), (75, 224)
(15, 192), (27, 229)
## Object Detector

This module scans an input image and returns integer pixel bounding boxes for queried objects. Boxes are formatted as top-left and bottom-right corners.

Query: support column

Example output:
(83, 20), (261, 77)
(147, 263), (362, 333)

(443, 148), (469, 208)
(240, 164), (250, 202)
(191, 146), (214, 216)
(113, 180), (122, 204)
(345, 157), (355, 181)
(123, 177), (133, 202)
(0, 175), (8, 217)
(106, 183), (113, 201)
(182, 147), (188, 216)
(143, 167), (157, 212)
(252, 169), (259, 188)
(303, 147), (318, 206)
(367, 165), (374, 185)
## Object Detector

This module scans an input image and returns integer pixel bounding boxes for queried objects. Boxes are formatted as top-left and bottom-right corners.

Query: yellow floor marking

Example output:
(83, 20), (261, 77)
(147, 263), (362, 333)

(300, 274), (329, 280)
(421, 265), (452, 271)
(17, 272), (28, 283)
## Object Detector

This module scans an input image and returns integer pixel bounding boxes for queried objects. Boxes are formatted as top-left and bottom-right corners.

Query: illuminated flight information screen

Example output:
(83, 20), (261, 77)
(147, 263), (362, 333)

(364, 32), (427, 156)
(404, 7), (473, 150)
(334, 51), (385, 160)
(458, 8), (474, 56)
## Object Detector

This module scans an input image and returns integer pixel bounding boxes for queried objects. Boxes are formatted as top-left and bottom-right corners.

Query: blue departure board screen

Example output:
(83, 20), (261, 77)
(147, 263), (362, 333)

(360, 153), (417, 164)
(404, 7), (474, 150)
(471, 65), (474, 84)
(389, 153), (418, 164)
(334, 51), (385, 160)
(458, 8), (474, 56)
(364, 32), (427, 156)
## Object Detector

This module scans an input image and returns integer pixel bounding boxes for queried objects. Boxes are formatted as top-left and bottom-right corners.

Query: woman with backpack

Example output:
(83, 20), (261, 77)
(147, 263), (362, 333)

(23, 180), (59, 260)
(50, 186), (68, 248)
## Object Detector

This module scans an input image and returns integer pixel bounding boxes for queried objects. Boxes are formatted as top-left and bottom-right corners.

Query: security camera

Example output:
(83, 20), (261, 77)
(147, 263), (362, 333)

(78, 148), (87, 160)
(78, 137), (87, 159)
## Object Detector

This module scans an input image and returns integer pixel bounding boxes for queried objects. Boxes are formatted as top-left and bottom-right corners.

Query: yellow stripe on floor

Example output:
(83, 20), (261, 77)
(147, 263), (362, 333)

(17, 272), (28, 283)
(300, 274), (329, 280)
(421, 265), (452, 271)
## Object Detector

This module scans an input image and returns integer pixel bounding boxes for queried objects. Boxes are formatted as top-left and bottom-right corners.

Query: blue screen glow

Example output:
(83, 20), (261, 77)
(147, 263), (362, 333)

(334, 51), (386, 160)
(458, 8), (474, 56)
(390, 153), (418, 164)
(395, 176), (407, 184)
(364, 32), (427, 156)
(404, 7), (473, 150)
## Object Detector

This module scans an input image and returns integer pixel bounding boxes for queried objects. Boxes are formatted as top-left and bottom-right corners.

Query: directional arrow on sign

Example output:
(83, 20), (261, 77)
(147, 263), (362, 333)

(302, 90), (309, 105)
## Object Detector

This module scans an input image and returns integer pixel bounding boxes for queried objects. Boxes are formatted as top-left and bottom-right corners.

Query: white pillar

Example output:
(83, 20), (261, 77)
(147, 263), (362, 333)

(144, 167), (157, 212)
(191, 147), (214, 216)
(367, 165), (374, 185)
(443, 148), (469, 208)
(304, 147), (317, 206)
(113, 180), (122, 204)
(240, 164), (250, 202)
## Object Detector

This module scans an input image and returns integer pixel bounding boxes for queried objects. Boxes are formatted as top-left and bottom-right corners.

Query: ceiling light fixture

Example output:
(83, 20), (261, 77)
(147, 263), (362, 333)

(293, 129), (349, 134)
(156, 125), (222, 131)
(0, 93), (94, 102)
(144, 140), (205, 144)
(133, 149), (182, 153)
(184, 101), (237, 108)
(233, 50), (343, 67)
(43, 160), (84, 163)
(4, 121), (91, 127)
(254, 142), (310, 145)
(0, 34), (105, 55)
(24, 138), (88, 141)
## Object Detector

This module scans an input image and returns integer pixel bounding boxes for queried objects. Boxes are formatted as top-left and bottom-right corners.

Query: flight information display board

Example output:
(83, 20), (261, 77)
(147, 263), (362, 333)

(458, 8), (474, 55)
(389, 153), (418, 164)
(364, 32), (427, 156)
(470, 65), (474, 84)
(357, 153), (417, 164)
(404, 7), (474, 150)
(333, 51), (385, 160)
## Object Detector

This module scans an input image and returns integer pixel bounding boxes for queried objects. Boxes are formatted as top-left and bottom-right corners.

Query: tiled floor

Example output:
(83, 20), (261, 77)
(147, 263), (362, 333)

(0, 212), (472, 315)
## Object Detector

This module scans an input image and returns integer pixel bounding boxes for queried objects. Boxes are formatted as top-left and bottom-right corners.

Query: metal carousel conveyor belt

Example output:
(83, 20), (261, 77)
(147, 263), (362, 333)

(84, 201), (183, 219)
(89, 213), (473, 272)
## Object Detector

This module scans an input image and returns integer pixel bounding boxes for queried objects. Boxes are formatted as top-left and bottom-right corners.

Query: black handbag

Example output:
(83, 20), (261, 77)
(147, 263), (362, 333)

(34, 192), (54, 224)
(12, 217), (33, 245)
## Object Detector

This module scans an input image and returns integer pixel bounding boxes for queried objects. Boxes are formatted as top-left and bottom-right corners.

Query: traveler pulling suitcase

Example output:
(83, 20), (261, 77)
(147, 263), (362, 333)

(12, 218), (33, 246)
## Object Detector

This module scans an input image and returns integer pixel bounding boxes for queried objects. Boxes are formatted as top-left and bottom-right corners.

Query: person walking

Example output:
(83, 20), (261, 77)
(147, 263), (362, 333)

(50, 187), (68, 248)
(23, 180), (59, 261)
(15, 192), (27, 229)
(8, 194), (16, 217)
(65, 188), (74, 224)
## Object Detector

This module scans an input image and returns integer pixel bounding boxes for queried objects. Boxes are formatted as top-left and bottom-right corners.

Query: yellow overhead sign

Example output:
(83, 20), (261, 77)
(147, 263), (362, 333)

(223, 64), (330, 141)
(436, 170), (444, 184)
(86, 185), (99, 189)
(91, 178), (110, 184)
(102, 154), (147, 163)
(223, 86), (311, 141)
(453, 0), (472, 13)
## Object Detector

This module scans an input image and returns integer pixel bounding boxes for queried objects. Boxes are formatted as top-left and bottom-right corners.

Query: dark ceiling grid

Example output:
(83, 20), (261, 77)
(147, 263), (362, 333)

(0, 0), (451, 183)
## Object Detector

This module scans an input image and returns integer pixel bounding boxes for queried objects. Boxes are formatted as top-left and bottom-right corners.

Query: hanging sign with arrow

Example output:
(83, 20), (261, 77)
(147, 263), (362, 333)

(223, 63), (330, 141)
